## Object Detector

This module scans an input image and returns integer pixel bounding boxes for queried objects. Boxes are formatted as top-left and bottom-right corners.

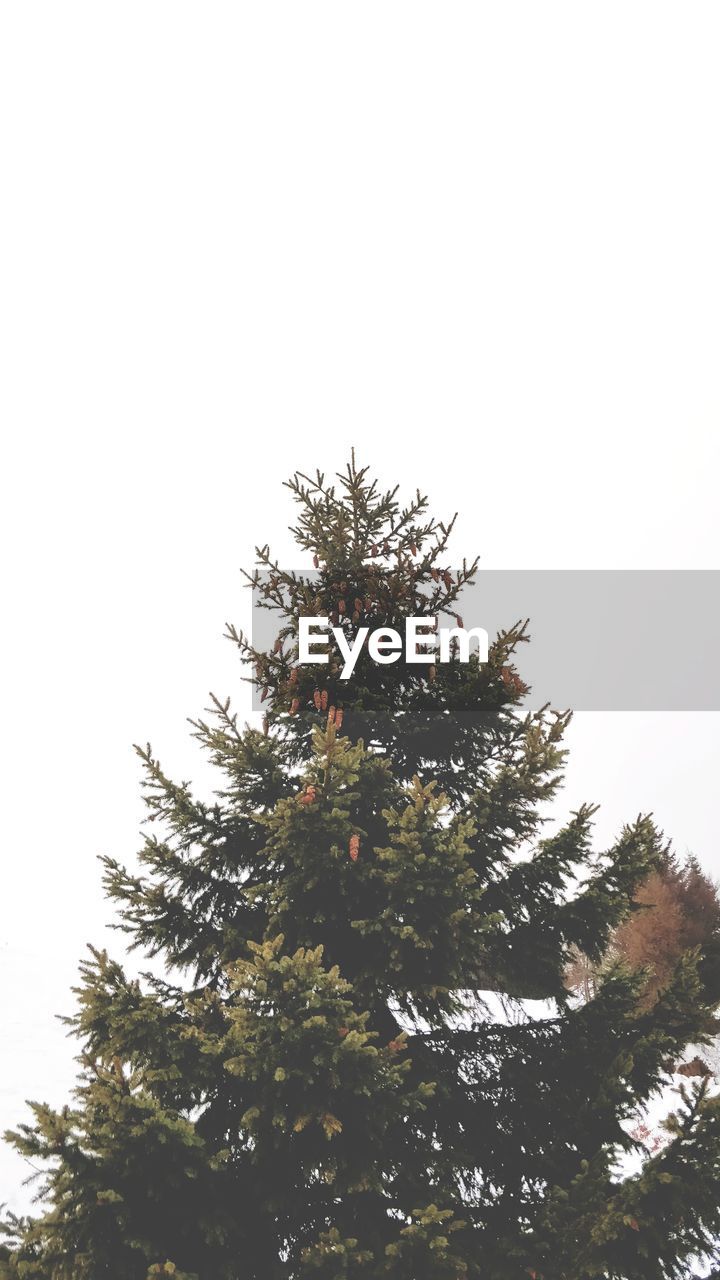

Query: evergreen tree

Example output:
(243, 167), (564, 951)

(567, 852), (720, 1011)
(4, 456), (720, 1279)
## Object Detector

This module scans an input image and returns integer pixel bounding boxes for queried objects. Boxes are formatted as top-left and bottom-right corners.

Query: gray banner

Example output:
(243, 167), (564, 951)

(251, 571), (720, 711)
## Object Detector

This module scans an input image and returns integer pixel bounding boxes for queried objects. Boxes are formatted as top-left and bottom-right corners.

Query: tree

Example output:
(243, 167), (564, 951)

(4, 455), (720, 1279)
(567, 853), (720, 1011)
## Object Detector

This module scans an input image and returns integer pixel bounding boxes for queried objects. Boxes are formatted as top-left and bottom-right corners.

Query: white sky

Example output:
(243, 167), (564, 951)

(1, 2), (719, 1212)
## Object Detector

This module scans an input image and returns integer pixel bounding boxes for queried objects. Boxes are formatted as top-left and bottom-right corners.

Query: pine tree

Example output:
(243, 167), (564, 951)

(4, 456), (720, 1279)
(567, 852), (720, 1011)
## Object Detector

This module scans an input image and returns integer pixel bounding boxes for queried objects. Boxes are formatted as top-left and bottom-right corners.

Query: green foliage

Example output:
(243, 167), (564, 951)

(3, 456), (720, 1279)
(219, 934), (431, 1173)
(300, 1228), (373, 1277)
(383, 1205), (468, 1277)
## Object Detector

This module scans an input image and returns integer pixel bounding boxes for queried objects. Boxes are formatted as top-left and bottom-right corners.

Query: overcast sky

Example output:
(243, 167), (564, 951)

(2, 3), (719, 1211)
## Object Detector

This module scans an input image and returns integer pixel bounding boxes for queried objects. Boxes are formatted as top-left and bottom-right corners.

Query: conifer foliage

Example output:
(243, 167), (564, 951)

(567, 852), (720, 1013)
(3, 457), (720, 1278)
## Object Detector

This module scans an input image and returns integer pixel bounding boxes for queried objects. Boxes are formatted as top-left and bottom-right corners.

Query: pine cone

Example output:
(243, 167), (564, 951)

(290, 697), (300, 715)
(320, 690), (328, 711)
(335, 708), (344, 729)
(349, 834), (360, 862)
(313, 689), (322, 710)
